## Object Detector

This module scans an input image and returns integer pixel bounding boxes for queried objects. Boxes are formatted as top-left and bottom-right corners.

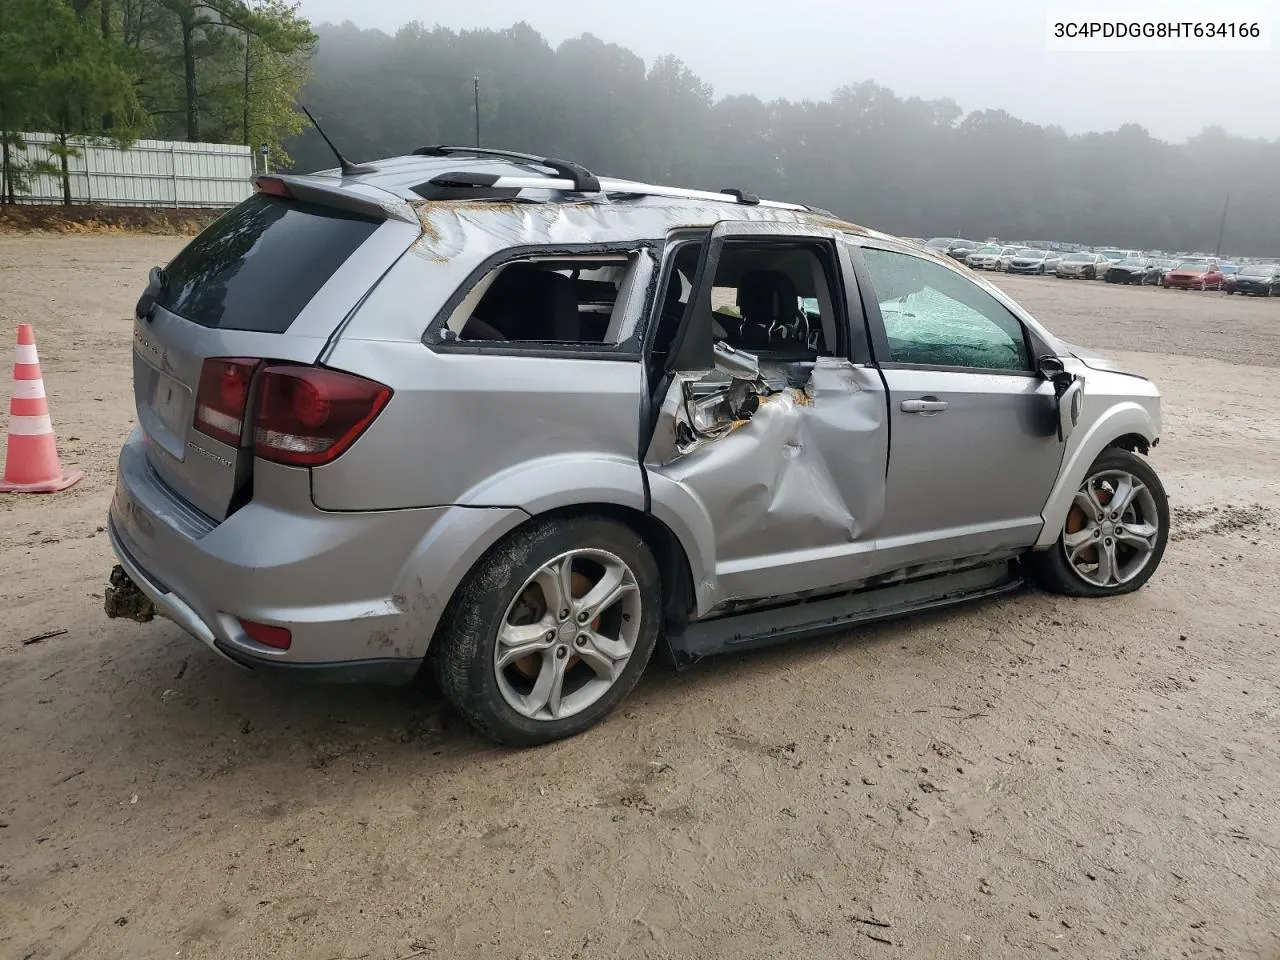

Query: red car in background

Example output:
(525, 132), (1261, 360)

(1163, 261), (1225, 290)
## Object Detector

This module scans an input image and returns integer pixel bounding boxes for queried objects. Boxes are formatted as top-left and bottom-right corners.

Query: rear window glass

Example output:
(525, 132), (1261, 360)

(157, 194), (380, 332)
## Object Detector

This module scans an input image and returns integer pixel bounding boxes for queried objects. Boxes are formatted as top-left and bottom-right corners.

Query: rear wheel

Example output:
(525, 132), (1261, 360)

(432, 515), (662, 746)
(1027, 448), (1169, 598)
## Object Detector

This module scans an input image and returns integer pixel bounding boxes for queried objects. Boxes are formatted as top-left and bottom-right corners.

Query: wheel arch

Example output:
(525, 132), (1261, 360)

(1033, 403), (1159, 550)
(1107, 432), (1151, 455)
(422, 501), (698, 659)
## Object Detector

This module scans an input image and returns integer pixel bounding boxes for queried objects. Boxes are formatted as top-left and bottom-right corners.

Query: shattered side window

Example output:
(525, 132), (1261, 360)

(449, 255), (640, 346)
(861, 248), (1030, 372)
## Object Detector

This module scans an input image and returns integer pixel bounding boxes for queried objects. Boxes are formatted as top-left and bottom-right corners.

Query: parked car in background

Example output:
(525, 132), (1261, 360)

(1007, 249), (1063, 275)
(995, 245), (1023, 272)
(1099, 249), (1139, 267)
(1220, 263), (1239, 276)
(1174, 256), (1217, 270)
(925, 238), (965, 258)
(966, 245), (1004, 270)
(1057, 252), (1109, 280)
(946, 238), (983, 261)
(101, 146), (1169, 745)
(1225, 263), (1280, 296)
(1163, 261), (1226, 290)
(1105, 256), (1164, 285)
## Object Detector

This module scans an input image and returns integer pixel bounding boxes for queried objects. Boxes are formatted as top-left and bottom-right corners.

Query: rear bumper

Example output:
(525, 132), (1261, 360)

(108, 426), (528, 676)
(108, 529), (421, 683)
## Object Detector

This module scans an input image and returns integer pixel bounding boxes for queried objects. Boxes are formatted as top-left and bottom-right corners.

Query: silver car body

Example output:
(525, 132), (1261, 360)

(1007, 250), (1063, 274)
(965, 245), (1004, 270)
(1056, 253), (1108, 278)
(108, 154), (1161, 678)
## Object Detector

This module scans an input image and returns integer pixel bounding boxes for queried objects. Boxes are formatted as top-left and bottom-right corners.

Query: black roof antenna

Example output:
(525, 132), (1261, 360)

(300, 105), (377, 177)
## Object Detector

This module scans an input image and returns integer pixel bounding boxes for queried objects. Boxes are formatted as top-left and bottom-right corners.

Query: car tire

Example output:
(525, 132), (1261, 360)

(431, 514), (662, 746)
(1026, 448), (1169, 599)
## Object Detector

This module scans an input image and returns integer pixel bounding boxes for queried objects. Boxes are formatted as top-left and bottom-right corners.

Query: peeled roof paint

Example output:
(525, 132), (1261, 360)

(409, 196), (879, 262)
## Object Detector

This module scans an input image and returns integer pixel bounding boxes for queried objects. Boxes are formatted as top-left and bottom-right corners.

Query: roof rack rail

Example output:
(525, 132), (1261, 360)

(411, 145), (600, 192)
(406, 153), (807, 211)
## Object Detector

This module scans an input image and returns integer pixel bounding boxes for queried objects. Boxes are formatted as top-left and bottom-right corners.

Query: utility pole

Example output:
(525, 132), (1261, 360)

(1215, 191), (1230, 257)
(473, 77), (481, 147)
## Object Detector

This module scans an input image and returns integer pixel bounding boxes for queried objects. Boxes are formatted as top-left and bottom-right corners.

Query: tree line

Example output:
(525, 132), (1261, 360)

(2, 10), (1275, 255)
(290, 21), (1278, 256)
(0, 0), (313, 203)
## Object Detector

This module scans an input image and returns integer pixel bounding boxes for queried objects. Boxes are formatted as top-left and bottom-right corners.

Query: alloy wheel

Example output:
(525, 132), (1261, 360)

(494, 548), (642, 722)
(1062, 470), (1162, 588)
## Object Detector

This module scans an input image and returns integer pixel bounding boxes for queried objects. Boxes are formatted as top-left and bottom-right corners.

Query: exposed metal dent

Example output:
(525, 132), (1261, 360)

(645, 356), (889, 611)
(403, 197), (879, 265)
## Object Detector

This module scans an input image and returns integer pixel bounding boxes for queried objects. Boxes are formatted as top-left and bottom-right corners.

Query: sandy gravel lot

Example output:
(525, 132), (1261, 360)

(1, 235), (1279, 960)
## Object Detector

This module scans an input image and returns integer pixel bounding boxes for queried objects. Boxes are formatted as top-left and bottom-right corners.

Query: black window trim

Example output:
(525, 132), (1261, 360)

(642, 229), (708, 361)
(422, 240), (659, 361)
(847, 238), (1050, 378)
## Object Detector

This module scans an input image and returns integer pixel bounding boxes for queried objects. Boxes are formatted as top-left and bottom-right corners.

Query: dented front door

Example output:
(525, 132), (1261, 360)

(642, 222), (889, 615)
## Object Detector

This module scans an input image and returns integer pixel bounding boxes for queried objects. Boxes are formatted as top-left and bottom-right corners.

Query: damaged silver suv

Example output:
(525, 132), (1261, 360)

(107, 146), (1168, 745)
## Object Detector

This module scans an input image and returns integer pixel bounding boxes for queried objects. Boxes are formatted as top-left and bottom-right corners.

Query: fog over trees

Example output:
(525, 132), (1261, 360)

(284, 21), (1277, 255)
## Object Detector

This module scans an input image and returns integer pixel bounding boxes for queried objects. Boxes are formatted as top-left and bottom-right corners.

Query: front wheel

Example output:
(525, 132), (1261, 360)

(432, 514), (662, 746)
(1027, 448), (1169, 598)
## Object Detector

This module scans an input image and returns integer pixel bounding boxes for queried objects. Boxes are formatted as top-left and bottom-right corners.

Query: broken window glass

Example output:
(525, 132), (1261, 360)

(860, 248), (1030, 372)
(704, 242), (840, 357)
(448, 255), (639, 345)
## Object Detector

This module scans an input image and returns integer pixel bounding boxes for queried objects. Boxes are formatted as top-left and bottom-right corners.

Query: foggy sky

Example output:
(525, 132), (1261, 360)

(296, 0), (1278, 142)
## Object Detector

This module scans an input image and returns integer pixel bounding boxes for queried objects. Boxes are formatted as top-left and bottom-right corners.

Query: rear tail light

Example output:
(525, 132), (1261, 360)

(194, 358), (260, 446)
(238, 618), (292, 650)
(252, 365), (391, 467)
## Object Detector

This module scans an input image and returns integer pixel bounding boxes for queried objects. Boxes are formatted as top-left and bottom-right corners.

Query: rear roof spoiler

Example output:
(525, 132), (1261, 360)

(252, 175), (419, 224)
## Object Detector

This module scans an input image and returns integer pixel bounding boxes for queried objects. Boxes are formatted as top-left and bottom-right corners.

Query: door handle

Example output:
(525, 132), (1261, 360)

(901, 398), (948, 414)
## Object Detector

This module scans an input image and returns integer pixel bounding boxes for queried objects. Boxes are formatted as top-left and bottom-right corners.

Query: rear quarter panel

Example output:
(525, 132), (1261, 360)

(312, 251), (646, 512)
(314, 339), (646, 511)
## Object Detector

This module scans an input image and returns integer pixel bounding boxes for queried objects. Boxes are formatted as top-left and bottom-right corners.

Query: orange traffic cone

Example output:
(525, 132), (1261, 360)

(0, 324), (83, 493)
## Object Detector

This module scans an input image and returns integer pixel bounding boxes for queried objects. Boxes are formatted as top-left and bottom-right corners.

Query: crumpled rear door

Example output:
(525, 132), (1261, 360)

(642, 222), (889, 616)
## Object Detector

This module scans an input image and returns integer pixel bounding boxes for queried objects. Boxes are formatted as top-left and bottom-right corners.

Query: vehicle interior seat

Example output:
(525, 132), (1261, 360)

(736, 269), (798, 350)
(464, 265), (581, 342)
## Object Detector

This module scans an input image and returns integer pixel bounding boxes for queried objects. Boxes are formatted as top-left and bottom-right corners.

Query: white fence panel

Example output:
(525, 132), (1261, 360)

(8, 133), (254, 208)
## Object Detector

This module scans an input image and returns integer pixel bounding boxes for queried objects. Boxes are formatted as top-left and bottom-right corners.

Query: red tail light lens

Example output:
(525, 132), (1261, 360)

(253, 365), (391, 467)
(238, 618), (292, 650)
(193, 357), (260, 446)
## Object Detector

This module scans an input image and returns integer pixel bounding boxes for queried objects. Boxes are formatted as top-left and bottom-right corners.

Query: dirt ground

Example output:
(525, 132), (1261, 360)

(2, 235), (1279, 960)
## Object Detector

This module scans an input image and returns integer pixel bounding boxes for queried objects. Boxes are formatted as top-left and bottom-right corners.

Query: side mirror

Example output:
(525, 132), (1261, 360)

(1037, 355), (1065, 380)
